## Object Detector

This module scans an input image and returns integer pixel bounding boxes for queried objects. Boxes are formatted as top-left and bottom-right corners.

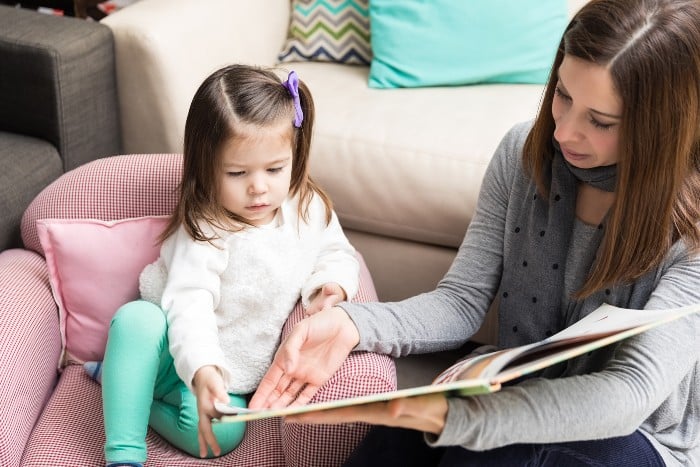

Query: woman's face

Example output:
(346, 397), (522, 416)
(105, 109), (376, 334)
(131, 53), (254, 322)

(552, 55), (622, 169)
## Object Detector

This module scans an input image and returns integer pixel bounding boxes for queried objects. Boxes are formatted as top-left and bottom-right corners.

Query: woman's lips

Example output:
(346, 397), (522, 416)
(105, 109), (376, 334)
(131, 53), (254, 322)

(561, 146), (588, 162)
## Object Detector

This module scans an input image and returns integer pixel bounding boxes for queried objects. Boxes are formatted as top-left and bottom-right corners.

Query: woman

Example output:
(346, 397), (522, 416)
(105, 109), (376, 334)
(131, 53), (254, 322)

(250, 0), (700, 465)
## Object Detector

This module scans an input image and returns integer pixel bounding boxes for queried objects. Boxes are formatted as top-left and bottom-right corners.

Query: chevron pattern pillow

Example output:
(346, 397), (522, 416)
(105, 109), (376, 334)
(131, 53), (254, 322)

(278, 0), (372, 66)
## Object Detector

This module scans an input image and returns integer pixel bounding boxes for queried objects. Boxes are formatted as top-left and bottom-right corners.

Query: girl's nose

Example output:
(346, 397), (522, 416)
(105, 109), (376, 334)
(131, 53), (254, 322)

(248, 175), (267, 194)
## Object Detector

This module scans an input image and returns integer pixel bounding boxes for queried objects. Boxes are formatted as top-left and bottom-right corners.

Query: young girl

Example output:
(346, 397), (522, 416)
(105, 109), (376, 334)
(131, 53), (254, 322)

(254, 0), (700, 466)
(97, 64), (359, 467)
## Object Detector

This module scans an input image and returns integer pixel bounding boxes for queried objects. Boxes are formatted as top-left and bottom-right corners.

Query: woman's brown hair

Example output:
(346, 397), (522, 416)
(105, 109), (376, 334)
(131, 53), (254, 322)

(524, 0), (700, 297)
(161, 64), (332, 242)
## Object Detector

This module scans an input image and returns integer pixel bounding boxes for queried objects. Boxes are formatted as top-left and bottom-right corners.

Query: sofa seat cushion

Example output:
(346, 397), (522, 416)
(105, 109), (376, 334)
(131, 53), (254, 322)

(291, 62), (544, 248)
(0, 132), (62, 251)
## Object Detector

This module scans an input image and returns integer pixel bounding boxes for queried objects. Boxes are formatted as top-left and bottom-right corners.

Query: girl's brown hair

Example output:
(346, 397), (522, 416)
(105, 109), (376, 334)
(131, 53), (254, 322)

(524, 0), (700, 297)
(161, 64), (333, 242)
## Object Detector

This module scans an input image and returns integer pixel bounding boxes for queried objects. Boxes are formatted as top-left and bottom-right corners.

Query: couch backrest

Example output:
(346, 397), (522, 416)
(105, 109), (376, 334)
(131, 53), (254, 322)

(21, 154), (182, 256)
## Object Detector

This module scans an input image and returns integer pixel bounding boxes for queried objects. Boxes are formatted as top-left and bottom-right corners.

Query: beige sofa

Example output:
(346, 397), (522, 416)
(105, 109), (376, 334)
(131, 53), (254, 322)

(103, 0), (586, 351)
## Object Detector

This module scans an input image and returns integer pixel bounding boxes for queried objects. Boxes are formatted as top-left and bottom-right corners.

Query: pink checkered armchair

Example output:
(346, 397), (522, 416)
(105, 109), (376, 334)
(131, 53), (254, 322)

(0, 154), (396, 467)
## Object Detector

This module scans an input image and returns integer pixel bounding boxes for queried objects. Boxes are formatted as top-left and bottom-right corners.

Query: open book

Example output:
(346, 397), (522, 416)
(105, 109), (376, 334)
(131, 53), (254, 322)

(215, 302), (700, 423)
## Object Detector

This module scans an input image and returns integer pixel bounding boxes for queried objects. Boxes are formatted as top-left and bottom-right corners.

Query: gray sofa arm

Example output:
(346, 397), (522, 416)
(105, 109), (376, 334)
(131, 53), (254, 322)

(0, 6), (121, 171)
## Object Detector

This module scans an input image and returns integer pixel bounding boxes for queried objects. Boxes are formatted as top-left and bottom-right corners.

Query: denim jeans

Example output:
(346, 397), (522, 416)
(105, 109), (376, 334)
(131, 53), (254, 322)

(343, 425), (664, 467)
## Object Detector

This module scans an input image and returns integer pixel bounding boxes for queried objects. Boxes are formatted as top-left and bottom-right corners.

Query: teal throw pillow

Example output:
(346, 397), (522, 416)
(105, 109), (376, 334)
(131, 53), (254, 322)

(278, 0), (372, 65)
(368, 0), (568, 88)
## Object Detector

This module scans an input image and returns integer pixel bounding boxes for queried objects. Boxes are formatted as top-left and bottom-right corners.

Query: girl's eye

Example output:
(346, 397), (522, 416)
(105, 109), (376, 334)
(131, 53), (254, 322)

(267, 167), (283, 174)
(589, 118), (614, 131)
(227, 171), (245, 177)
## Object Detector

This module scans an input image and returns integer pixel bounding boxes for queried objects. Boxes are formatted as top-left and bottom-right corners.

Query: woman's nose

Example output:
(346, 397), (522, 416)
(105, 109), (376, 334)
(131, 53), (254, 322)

(553, 111), (580, 144)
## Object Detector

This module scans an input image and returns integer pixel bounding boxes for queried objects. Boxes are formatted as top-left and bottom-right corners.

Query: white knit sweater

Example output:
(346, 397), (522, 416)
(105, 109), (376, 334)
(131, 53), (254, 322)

(139, 194), (359, 393)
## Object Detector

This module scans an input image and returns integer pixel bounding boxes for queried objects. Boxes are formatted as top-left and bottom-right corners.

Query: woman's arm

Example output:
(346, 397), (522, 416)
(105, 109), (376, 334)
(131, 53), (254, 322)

(433, 246), (700, 451)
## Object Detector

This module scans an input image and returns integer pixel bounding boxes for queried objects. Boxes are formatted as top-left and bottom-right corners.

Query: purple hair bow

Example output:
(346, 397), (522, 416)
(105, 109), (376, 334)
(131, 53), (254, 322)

(283, 70), (303, 128)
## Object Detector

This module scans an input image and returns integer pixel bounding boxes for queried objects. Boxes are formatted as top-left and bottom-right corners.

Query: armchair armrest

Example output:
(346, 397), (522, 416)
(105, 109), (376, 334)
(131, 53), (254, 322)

(0, 250), (61, 467)
(0, 6), (121, 171)
(278, 254), (397, 466)
(102, 0), (291, 153)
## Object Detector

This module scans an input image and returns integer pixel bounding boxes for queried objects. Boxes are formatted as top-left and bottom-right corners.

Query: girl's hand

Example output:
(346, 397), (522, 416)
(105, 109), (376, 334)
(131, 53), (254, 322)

(285, 393), (449, 435)
(249, 306), (359, 409)
(305, 283), (347, 316)
(192, 365), (229, 458)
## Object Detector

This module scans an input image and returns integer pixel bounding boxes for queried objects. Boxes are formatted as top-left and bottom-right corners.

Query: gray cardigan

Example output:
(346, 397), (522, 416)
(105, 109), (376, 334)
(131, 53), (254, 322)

(342, 121), (700, 466)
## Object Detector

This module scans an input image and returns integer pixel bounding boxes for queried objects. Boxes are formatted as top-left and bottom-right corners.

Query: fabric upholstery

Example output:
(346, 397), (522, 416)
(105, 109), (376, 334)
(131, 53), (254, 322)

(19, 258), (392, 466)
(0, 5), (121, 172)
(0, 132), (62, 250)
(0, 5), (121, 255)
(101, 0), (290, 154)
(14, 152), (396, 465)
(22, 153), (181, 255)
(0, 249), (61, 467)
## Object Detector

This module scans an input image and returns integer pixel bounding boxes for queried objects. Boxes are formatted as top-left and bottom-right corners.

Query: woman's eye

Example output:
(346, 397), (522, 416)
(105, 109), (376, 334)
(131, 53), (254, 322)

(554, 86), (571, 101)
(589, 118), (614, 131)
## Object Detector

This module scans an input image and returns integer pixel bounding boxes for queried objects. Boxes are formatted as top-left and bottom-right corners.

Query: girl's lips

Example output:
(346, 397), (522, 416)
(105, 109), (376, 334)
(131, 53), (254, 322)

(246, 204), (269, 211)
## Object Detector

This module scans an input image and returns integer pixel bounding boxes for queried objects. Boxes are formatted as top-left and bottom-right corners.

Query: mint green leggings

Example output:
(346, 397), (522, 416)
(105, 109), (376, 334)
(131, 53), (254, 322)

(102, 300), (247, 463)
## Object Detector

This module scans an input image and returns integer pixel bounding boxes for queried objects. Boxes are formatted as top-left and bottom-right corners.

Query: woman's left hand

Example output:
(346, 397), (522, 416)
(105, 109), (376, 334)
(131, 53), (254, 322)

(284, 393), (449, 435)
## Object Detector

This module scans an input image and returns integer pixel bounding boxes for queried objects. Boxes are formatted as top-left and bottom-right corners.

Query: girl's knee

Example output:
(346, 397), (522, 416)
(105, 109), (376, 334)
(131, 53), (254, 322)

(110, 300), (166, 340)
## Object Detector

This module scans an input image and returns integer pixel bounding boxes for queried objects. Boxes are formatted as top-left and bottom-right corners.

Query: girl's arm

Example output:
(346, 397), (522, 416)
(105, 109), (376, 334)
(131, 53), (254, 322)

(300, 203), (360, 308)
(159, 225), (231, 390)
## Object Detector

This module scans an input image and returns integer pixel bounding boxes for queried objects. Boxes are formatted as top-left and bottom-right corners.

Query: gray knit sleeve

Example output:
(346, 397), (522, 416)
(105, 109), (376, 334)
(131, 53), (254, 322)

(430, 236), (700, 466)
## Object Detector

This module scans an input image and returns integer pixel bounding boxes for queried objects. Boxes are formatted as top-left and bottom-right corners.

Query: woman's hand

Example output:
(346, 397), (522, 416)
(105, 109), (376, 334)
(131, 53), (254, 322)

(192, 365), (229, 458)
(249, 306), (360, 409)
(305, 282), (347, 316)
(285, 393), (449, 435)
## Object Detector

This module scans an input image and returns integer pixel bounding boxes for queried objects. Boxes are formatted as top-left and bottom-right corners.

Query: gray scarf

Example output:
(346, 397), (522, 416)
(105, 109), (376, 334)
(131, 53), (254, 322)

(497, 145), (617, 344)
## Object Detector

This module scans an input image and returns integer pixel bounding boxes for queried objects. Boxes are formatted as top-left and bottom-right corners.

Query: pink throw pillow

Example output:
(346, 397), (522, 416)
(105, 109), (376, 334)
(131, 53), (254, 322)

(37, 216), (169, 366)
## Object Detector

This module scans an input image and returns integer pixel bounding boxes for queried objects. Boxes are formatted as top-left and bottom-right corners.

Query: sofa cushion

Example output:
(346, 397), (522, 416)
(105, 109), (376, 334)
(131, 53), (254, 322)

(367, 0), (567, 88)
(37, 216), (169, 365)
(292, 62), (544, 248)
(0, 132), (62, 251)
(278, 0), (372, 66)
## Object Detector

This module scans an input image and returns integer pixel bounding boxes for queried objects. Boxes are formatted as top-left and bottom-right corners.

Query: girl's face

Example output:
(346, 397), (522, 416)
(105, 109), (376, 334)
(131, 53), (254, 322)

(217, 121), (293, 226)
(552, 55), (622, 169)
